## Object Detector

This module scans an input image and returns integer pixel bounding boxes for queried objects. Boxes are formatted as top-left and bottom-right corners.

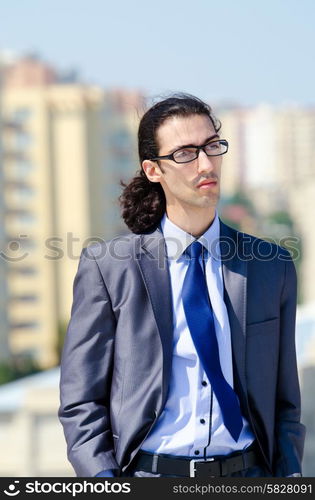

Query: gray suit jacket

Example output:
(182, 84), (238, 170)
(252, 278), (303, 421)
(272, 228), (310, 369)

(58, 220), (305, 477)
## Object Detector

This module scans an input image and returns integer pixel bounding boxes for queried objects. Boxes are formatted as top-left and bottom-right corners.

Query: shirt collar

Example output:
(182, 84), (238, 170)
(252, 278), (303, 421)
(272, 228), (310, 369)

(160, 211), (221, 261)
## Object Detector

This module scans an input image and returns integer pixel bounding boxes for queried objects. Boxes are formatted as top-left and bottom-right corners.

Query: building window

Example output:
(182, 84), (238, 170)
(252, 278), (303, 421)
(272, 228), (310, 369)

(7, 266), (37, 275)
(10, 160), (34, 177)
(10, 321), (39, 330)
(10, 295), (38, 303)
(12, 108), (32, 124)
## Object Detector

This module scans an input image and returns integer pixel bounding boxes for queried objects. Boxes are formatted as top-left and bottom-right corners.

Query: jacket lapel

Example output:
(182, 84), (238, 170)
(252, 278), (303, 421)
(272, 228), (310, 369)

(137, 227), (174, 408)
(219, 220), (248, 407)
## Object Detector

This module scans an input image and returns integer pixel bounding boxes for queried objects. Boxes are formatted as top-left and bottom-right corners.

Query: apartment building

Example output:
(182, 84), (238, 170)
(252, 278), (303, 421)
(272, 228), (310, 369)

(218, 104), (315, 304)
(1, 56), (142, 368)
(0, 67), (10, 362)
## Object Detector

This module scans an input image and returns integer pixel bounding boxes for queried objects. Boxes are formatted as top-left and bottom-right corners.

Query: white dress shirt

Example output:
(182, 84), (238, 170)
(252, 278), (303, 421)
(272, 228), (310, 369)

(141, 212), (255, 457)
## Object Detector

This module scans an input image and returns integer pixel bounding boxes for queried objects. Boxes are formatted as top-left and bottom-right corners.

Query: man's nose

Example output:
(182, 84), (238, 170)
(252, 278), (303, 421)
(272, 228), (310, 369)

(197, 149), (214, 172)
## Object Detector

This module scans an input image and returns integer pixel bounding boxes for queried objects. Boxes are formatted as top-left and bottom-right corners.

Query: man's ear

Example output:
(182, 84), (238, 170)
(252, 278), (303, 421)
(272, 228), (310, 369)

(142, 160), (163, 183)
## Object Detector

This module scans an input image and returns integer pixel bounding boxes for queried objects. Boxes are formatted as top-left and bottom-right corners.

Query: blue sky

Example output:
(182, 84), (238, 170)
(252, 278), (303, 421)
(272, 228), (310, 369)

(1, 0), (314, 105)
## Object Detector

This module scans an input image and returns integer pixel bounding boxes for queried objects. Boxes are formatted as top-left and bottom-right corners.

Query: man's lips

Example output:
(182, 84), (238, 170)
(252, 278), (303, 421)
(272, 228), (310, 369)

(196, 179), (218, 188)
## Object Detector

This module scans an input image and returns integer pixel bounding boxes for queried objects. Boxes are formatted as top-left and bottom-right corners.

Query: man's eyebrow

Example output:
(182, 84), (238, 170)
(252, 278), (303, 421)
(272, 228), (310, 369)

(167, 134), (219, 154)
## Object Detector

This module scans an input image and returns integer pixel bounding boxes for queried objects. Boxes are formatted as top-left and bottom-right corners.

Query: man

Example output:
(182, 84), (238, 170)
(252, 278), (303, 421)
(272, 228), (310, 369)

(59, 94), (305, 478)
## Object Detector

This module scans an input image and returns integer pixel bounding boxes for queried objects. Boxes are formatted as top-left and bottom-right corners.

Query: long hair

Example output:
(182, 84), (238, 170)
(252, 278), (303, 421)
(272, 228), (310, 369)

(119, 93), (221, 234)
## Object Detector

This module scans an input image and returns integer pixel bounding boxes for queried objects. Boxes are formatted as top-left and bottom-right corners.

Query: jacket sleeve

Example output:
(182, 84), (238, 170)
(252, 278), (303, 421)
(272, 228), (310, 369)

(58, 246), (119, 477)
(274, 255), (306, 476)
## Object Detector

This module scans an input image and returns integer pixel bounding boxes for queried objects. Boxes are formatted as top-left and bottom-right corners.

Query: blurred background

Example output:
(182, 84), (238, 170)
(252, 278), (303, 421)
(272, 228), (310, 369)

(0, 0), (314, 477)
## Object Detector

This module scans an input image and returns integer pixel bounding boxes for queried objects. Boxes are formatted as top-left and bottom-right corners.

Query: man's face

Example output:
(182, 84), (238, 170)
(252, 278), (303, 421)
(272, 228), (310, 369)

(147, 114), (222, 215)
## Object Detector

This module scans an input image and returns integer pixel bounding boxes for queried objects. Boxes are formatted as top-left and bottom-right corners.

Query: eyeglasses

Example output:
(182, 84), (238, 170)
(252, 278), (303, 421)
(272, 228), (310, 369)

(149, 139), (229, 164)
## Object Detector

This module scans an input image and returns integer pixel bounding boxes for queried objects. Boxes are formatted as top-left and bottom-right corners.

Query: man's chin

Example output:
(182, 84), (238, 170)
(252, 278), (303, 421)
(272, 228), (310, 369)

(197, 193), (220, 207)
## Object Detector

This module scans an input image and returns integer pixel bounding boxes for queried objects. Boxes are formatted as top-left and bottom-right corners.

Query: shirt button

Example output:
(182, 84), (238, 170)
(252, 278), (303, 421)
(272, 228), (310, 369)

(200, 418), (206, 424)
(201, 381), (207, 386)
(194, 450), (200, 455)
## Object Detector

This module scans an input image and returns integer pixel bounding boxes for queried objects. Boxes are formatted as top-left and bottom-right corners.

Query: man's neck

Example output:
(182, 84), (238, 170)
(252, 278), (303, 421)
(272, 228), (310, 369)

(165, 207), (217, 238)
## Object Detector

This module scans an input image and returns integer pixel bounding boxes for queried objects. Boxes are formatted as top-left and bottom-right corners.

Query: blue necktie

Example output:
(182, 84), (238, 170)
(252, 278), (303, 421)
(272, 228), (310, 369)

(182, 240), (243, 442)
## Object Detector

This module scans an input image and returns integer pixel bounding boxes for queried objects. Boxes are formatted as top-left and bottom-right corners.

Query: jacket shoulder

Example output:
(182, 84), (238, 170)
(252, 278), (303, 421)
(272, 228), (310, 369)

(219, 219), (292, 261)
(81, 231), (141, 261)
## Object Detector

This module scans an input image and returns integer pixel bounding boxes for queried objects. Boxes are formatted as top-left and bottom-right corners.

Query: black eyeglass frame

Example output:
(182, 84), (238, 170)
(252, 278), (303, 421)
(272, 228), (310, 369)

(149, 139), (229, 164)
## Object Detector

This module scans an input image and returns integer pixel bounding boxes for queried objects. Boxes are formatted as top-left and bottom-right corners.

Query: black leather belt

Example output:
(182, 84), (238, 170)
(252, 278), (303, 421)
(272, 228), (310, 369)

(133, 448), (259, 477)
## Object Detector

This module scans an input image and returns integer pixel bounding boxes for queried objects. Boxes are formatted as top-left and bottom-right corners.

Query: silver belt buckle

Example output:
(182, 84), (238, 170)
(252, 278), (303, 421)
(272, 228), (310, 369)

(189, 457), (215, 478)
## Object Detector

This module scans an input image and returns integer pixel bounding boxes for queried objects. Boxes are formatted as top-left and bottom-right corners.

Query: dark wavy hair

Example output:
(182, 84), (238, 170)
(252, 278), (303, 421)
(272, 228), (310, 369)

(119, 93), (221, 234)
